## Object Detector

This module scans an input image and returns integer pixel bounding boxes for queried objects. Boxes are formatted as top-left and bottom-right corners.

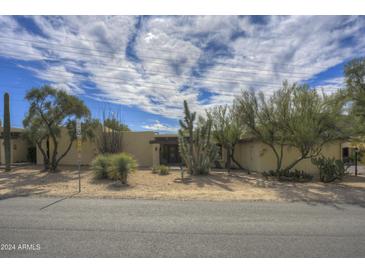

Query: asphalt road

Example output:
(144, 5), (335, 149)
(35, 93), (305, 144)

(0, 197), (364, 257)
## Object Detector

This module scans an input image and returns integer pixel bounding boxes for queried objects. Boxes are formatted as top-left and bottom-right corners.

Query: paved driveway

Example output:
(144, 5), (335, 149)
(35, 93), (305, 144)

(0, 197), (364, 257)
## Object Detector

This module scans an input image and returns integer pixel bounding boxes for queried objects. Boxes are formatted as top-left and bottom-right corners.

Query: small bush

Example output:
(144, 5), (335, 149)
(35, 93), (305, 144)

(312, 156), (348, 183)
(152, 166), (160, 174)
(91, 154), (110, 179)
(159, 165), (170, 175)
(262, 169), (313, 182)
(151, 165), (170, 175)
(107, 153), (137, 184)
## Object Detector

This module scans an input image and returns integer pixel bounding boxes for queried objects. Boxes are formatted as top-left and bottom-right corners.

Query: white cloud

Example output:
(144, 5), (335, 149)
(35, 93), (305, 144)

(0, 16), (364, 119)
(314, 77), (345, 95)
(142, 120), (178, 132)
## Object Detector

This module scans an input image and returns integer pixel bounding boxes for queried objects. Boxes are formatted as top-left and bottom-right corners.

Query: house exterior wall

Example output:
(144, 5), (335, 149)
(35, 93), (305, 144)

(234, 140), (342, 175)
(0, 137), (29, 164)
(35, 126), (344, 175)
(36, 129), (156, 167)
(36, 139), (46, 166)
(11, 138), (29, 163)
(121, 131), (155, 167)
(152, 143), (160, 168)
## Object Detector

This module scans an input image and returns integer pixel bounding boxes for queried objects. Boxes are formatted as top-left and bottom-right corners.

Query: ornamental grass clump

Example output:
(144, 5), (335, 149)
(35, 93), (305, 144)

(107, 153), (137, 185)
(152, 165), (170, 175)
(158, 165), (170, 175)
(91, 154), (111, 179)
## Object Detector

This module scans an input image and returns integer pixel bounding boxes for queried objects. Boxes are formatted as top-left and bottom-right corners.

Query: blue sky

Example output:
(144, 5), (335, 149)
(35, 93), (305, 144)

(0, 16), (364, 132)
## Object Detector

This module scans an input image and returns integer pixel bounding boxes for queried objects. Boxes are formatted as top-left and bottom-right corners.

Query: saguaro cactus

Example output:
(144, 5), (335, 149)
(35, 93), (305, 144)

(3, 92), (11, 171)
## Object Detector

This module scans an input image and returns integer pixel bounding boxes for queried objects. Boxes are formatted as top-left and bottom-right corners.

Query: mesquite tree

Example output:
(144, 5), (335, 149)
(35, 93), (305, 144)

(235, 86), (289, 173)
(23, 85), (96, 172)
(281, 84), (346, 172)
(328, 58), (365, 153)
(345, 58), (365, 115)
(236, 81), (345, 174)
(178, 100), (218, 175)
(343, 57), (365, 135)
(3, 92), (11, 171)
(207, 104), (245, 173)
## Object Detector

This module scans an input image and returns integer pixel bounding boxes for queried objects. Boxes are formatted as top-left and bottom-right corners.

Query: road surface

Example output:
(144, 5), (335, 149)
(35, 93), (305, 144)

(0, 197), (364, 257)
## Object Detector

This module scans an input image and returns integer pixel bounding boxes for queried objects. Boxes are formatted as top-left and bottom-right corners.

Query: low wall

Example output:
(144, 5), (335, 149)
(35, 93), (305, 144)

(36, 129), (156, 167)
(234, 141), (342, 175)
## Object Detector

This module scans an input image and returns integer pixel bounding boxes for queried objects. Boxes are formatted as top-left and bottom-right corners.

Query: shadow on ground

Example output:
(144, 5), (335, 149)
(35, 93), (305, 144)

(231, 171), (365, 208)
(0, 165), (84, 200)
(1, 166), (365, 208)
(174, 172), (235, 191)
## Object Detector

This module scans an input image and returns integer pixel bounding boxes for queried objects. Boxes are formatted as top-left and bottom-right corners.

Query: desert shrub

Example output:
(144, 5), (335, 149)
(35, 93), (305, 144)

(311, 156), (348, 183)
(159, 165), (170, 175)
(152, 166), (160, 174)
(91, 154), (111, 179)
(262, 169), (313, 182)
(107, 153), (137, 184)
(151, 165), (170, 175)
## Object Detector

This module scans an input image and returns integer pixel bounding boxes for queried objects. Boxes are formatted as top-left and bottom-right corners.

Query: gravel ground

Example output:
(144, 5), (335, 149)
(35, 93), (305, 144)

(0, 165), (364, 204)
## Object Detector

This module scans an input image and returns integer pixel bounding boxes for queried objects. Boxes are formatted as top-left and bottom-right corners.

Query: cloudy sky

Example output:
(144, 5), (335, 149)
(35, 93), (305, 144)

(0, 16), (364, 132)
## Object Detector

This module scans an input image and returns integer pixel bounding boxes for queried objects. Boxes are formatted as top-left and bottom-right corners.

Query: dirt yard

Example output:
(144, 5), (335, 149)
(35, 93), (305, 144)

(0, 165), (365, 205)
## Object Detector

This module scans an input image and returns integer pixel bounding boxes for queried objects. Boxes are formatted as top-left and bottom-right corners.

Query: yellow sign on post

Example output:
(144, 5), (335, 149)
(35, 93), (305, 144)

(77, 139), (82, 152)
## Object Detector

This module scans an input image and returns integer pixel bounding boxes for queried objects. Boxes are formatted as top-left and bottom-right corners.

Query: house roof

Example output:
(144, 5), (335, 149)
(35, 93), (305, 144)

(238, 135), (258, 143)
(150, 136), (178, 144)
(0, 127), (24, 133)
(0, 127), (24, 139)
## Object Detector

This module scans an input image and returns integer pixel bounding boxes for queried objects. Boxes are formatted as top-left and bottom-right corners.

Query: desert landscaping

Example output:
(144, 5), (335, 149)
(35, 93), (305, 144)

(1, 165), (364, 205)
(2, 14), (365, 259)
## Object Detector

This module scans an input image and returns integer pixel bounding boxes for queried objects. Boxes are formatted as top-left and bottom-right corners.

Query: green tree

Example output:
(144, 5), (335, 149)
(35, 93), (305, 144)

(23, 115), (50, 170)
(281, 84), (346, 172)
(343, 57), (365, 134)
(207, 104), (245, 172)
(3, 92), (11, 171)
(236, 82), (345, 174)
(23, 85), (95, 172)
(235, 86), (289, 173)
(178, 100), (218, 175)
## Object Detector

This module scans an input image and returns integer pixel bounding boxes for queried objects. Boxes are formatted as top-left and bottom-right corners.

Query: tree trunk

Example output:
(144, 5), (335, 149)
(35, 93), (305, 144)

(226, 146), (231, 173)
(46, 138), (50, 160)
(266, 143), (283, 174)
(48, 130), (60, 172)
(36, 141), (49, 171)
(282, 153), (309, 173)
(54, 139), (75, 169)
(230, 145), (249, 173)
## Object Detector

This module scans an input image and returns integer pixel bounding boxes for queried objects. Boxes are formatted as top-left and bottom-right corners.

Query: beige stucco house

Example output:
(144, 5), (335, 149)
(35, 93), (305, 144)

(232, 139), (343, 174)
(151, 135), (345, 174)
(34, 127), (353, 175)
(36, 129), (157, 167)
(0, 124), (356, 176)
(0, 127), (30, 164)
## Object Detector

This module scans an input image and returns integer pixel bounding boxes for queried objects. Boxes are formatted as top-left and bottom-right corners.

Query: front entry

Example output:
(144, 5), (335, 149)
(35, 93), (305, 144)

(160, 144), (181, 165)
